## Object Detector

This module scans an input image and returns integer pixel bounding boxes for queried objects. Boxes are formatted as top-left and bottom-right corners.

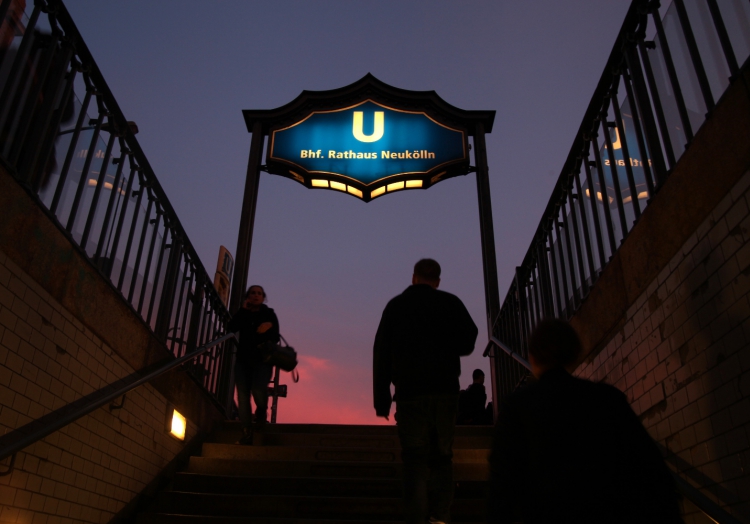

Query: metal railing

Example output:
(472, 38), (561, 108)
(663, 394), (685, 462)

(0, 333), (237, 477)
(490, 0), (750, 401)
(0, 0), (233, 408)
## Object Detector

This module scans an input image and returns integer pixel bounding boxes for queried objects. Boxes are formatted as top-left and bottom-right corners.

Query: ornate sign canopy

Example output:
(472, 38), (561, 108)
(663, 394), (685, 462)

(244, 74), (495, 202)
(234, 75), (500, 405)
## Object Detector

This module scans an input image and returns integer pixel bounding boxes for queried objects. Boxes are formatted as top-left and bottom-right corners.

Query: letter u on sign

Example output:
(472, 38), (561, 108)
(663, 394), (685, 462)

(352, 111), (384, 142)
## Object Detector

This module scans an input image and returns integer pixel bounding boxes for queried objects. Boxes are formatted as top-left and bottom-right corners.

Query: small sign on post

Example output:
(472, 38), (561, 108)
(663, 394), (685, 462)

(213, 246), (234, 307)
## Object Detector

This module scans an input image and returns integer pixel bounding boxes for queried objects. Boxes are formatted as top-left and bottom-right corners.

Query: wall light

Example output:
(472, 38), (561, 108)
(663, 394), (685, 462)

(347, 186), (363, 198)
(311, 179), (329, 187)
(387, 181), (404, 192)
(330, 181), (346, 191)
(405, 180), (423, 188)
(169, 409), (186, 440)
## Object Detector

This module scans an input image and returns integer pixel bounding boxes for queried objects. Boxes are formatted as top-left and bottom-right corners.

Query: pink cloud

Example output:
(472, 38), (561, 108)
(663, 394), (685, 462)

(273, 355), (392, 425)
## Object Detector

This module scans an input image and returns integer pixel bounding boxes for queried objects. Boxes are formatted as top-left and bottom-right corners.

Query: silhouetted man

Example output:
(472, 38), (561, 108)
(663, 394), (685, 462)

(374, 258), (478, 524)
(488, 318), (682, 524)
(457, 369), (488, 425)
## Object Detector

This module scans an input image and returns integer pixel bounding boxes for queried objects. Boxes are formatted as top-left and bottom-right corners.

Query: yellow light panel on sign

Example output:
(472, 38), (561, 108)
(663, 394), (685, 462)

(405, 180), (423, 188)
(170, 409), (186, 440)
(312, 179), (329, 187)
(347, 186), (363, 198)
(371, 186), (386, 198)
(330, 181), (346, 191)
(387, 181), (405, 192)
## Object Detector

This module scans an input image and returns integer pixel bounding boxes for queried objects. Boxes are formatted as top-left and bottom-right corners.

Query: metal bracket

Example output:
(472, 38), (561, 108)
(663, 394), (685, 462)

(109, 394), (125, 411)
(0, 452), (16, 477)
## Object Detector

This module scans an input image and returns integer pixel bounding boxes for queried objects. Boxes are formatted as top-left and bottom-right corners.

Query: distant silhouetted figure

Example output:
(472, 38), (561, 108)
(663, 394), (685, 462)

(228, 285), (279, 445)
(374, 258), (478, 524)
(488, 318), (682, 524)
(457, 369), (489, 425)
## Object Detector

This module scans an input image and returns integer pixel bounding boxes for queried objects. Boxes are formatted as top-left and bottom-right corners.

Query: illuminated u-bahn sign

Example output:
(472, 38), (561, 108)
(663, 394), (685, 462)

(266, 100), (469, 202)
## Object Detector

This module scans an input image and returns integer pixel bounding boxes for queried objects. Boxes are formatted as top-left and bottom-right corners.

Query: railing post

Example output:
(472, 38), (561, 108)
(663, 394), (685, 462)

(270, 366), (280, 424)
(625, 36), (669, 187)
(24, 40), (76, 191)
(230, 121), (265, 315)
(474, 122), (502, 414)
(185, 274), (205, 354)
(0, 4), (42, 138)
(155, 233), (183, 343)
(705, 0), (739, 79)
(673, 0), (715, 113)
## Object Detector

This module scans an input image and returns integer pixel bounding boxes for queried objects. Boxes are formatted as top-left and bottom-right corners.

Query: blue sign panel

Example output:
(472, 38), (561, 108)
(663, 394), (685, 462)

(268, 100), (467, 200)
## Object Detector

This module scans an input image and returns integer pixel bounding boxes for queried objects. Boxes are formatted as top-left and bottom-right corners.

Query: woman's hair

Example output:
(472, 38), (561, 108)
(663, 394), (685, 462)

(246, 285), (267, 301)
(528, 318), (582, 369)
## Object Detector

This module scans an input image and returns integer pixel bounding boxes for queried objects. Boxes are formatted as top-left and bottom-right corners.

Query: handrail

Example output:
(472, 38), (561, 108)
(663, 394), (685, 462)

(485, 336), (530, 370)
(668, 463), (741, 524)
(484, 338), (738, 524)
(0, 333), (237, 467)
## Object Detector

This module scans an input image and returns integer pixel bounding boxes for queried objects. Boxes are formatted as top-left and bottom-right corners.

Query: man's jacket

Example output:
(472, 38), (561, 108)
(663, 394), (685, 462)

(488, 368), (682, 524)
(373, 284), (478, 417)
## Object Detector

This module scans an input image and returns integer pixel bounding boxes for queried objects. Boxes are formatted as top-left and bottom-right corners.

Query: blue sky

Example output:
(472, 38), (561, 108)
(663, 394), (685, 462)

(63, 0), (631, 423)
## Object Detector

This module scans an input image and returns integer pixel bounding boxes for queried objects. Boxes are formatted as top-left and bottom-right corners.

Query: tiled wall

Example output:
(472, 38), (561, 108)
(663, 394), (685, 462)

(575, 170), (750, 523)
(0, 248), (199, 524)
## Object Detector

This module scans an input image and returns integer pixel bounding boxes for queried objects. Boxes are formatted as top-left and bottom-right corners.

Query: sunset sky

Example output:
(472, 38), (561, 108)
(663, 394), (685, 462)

(63, 1), (631, 424)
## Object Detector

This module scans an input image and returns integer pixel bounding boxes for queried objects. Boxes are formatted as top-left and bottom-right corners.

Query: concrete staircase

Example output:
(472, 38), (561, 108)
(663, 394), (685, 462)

(136, 422), (492, 523)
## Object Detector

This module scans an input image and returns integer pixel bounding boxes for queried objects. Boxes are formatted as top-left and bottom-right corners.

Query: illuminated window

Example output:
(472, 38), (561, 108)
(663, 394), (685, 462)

(347, 186), (363, 198)
(170, 409), (186, 440)
(330, 181), (346, 191)
(371, 186), (386, 198)
(623, 192), (648, 204)
(387, 181), (405, 192)
(311, 179), (329, 188)
(405, 180), (423, 188)
(585, 188), (614, 204)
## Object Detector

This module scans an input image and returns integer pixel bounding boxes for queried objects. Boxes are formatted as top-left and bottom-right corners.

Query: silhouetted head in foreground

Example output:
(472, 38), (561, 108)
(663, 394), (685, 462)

(528, 318), (582, 378)
(412, 258), (441, 289)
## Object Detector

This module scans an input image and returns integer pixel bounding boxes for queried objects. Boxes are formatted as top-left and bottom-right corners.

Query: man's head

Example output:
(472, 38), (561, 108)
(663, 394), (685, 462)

(472, 369), (485, 384)
(412, 258), (441, 289)
(528, 318), (582, 378)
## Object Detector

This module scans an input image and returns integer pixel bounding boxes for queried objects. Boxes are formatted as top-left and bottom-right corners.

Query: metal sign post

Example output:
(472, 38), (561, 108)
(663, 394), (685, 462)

(229, 74), (501, 420)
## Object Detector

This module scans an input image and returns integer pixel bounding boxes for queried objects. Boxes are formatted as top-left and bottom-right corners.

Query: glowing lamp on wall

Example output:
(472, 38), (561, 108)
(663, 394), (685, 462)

(169, 409), (186, 440)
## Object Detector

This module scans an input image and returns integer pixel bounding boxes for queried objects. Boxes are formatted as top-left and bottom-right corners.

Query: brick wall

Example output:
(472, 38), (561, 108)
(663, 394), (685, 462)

(0, 248), (200, 524)
(574, 169), (750, 523)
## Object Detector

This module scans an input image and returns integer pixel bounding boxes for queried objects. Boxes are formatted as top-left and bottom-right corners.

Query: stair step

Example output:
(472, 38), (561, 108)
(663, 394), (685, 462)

(138, 518), (480, 524)
(135, 423), (491, 522)
(212, 430), (492, 449)
(186, 457), (489, 480)
(219, 422), (493, 437)
(173, 473), (488, 498)
(200, 443), (490, 463)
(146, 493), (485, 520)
